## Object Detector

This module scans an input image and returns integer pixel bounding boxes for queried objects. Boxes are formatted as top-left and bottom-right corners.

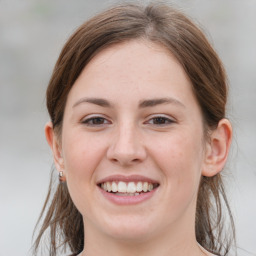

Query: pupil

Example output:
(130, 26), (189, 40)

(93, 118), (104, 124)
(154, 117), (165, 124)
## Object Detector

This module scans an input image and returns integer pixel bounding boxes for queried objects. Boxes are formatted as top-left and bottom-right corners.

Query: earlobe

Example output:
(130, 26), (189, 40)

(45, 121), (64, 172)
(202, 119), (232, 177)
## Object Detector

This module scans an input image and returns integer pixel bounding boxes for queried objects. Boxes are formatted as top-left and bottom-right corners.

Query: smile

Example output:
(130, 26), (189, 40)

(100, 181), (159, 196)
(97, 175), (160, 204)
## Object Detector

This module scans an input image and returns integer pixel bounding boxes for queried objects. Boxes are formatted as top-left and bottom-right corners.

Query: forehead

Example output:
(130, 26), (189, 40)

(66, 40), (197, 108)
(82, 40), (183, 80)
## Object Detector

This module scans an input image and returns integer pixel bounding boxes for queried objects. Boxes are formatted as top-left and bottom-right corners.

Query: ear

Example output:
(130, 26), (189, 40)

(45, 121), (64, 172)
(202, 119), (232, 177)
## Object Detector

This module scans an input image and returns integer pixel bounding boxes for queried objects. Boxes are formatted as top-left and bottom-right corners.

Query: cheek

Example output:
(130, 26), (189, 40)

(61, 131), (108, 212)
(150, 131), (204, 198)
(62, 131), (107, 182)
(152, 131), (203, 168)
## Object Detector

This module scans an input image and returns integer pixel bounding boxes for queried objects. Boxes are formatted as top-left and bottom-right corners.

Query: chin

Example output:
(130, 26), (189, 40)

(100, 215), (157, 242)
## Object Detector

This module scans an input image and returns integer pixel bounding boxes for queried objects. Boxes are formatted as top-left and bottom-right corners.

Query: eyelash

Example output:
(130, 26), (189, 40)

(81, 115), (174, 127)
(145, 116), (175, 126)
(81, 116), (111, 126)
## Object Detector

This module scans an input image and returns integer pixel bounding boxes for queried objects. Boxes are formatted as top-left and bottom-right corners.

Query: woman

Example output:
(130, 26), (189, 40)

(33, 2), (236, 256)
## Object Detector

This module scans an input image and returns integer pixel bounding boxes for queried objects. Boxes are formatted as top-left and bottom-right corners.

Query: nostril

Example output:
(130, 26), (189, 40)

(109, 157), (142, 166)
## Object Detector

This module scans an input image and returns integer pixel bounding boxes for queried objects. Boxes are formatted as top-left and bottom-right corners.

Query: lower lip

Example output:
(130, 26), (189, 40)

(98, 187), (158, 205)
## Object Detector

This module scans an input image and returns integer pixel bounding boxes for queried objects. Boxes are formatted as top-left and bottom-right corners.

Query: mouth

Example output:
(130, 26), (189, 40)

(98, 181), (159, 196)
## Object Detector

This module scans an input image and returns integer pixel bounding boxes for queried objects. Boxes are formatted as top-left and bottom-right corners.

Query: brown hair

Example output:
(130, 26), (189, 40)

(33, 2), (235, 256)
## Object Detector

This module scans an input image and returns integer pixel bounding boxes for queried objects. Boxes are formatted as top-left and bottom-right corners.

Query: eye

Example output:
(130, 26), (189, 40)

(81, 116), (111, 126)
(146, 116), (174, 126)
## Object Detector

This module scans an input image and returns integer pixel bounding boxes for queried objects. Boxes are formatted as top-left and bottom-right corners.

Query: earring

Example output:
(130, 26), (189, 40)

(59, 171), (66, 183)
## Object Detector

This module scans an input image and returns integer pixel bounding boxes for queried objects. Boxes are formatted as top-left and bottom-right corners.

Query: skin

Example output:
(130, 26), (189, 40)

(46, 40), (232, 256)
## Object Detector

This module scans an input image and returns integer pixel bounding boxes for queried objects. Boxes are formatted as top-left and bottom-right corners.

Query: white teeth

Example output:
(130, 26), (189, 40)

(136, 182), (143, 192)
(117, 181), (127, 193)
(107, 182), (111, 192)
(142, 182), (148, 192)
(127, 182), (136, 193)
(112, 182), (117, 192)
(100, 181), (156, 194)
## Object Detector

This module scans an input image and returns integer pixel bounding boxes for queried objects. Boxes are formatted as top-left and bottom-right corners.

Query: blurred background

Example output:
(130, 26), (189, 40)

(0, 0), (255, 255)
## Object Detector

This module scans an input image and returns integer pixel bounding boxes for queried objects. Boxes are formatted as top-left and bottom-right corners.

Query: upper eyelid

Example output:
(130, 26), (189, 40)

(145, 114), (175, 121)
(142, 116), (176, 127)
(81, 114), (109, 120)
(80, 114), (112, 124)
(79, 113), (176, 123)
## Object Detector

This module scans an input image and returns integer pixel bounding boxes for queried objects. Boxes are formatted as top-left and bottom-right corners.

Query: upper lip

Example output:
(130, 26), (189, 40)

(97, 174), (159, 185)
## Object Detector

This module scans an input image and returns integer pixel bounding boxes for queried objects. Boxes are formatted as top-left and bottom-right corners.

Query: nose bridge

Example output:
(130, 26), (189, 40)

(107, 119), (146, 165)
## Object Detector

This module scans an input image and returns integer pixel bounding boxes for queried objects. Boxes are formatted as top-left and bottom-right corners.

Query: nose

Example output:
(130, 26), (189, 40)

(107, 122), (147, 166)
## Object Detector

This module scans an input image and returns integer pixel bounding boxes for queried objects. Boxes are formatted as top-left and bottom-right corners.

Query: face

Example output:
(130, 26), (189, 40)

(57, 40), (208, 242)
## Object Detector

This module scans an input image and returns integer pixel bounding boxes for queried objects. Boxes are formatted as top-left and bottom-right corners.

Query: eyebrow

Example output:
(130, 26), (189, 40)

(139, 97), (185, 108)
(72, 97), (185, 108)
(73, 97), (112, 108)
